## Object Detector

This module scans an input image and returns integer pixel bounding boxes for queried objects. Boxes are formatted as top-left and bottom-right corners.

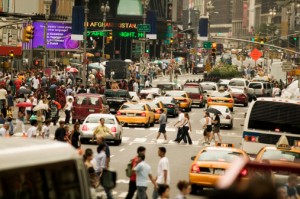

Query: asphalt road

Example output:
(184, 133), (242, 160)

(15, 73), (247, 199)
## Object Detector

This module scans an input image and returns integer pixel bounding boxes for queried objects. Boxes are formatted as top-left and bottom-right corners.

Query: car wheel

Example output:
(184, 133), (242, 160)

(230, 107), (233, 112)
(150, 119), (155, 127)
(228, 122), (233, 130)
(80, 138), (87, 144)
(144, 119), (150, 128)
(115, 136), (122, 145)
(244, 102), (248, 107)
(190, 184), (203, 195)
(72, 119), (76, 124)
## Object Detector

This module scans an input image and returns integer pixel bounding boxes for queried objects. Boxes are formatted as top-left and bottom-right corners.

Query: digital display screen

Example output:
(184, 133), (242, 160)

(32, 22), (80, 49)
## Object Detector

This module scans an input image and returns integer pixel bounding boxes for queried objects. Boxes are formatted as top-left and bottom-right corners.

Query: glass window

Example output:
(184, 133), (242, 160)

(165, 92), (186, 97)
(76, 96), (87, 105)
(229, 80), (245, 87)
(198, 150), (243, 162)
(90, 97), (100, 105)
(146, 101), (160, 108)
(183, 87), (200, 93)
(248, 101), (300, 134)
(249, 83), (262, 89)
(200, 84), (217, 91)
(86, 116), (115, 124)
(261, 149), (300, 162)
(120, 104), (145, 111)
(0, 161), (81, 199)
(211, 92), (231, 98)
(156, 97), (174, 104)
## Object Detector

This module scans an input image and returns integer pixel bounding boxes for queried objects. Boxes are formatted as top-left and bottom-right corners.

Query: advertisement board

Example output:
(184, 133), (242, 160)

(32, 22), (79, 50)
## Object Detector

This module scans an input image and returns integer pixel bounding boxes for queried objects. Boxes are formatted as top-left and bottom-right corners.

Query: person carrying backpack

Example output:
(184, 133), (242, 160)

(125, 146), (146, 199)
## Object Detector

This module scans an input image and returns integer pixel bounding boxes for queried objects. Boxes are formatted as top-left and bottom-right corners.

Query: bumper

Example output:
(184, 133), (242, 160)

(80, 131), (121, 141)
(220, 118), (232, 125)
(167, 108), (176, 115)
(207, 102), (234, 109)
(179, 102), (190, 109)
(234, 99), (247, 104)
(116, 116), (149, 124)
(189, 173), (220, 187)
(191, 99), (203, 105)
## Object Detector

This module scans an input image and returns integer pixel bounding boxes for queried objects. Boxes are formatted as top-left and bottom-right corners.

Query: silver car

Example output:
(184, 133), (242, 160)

(80, 114), (123, 145)
(209, 105), (233, 129)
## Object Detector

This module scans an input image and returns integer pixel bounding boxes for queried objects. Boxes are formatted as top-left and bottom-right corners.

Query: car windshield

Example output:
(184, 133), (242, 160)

(145, 101), (161, 108)
(211, 92), (231, 98)
(229, 80), (245, 87)
(85, 116), (115, 124)
(200, 84), (217, 91)
(105, 91), (130, 98)
(90, 97), (100, 105)
(261, 149), (300, 162)
(120, 104), (145, 111)
(165, 92), (186, 97)
(157, 84), (174, 90)
(198, 150), (243, 162)
(156, 97), (173, 103)
(249, 83), (262, 89)
(184, 87), (200, 93)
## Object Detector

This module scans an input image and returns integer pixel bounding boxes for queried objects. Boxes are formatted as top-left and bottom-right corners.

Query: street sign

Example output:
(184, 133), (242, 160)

(249, 48), (262, 61)
(282, 62), (293, 72)
(203, 41), (212, 49)
(2, 28), (18, 46)
(137, 24), (151, 32)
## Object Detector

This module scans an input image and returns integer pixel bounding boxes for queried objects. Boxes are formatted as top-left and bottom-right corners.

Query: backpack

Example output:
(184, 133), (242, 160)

(125, 159), (133, 178)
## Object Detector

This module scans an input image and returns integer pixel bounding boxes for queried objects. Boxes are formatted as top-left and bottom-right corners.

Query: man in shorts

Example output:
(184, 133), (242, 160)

(212, 113), (222, 143)
(154, 109), (168, 144)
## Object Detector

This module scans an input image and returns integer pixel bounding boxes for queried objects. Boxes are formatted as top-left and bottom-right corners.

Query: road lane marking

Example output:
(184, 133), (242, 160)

(133, 138), (147, 142)
(122, 137), (130, 141)
(119, 148), (125, 152)
(234, 118), (243, 120)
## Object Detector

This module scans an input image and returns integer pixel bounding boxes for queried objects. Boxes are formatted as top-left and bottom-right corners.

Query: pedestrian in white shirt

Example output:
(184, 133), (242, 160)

(42, 120), (51, 139)
(63, 98), (73, 124)
(272, 84), (281, 97)
(27, 120), (38, 138)
(0, 85), (7, 109)
(0, 124), (9, 137)
(174, 109), (184, 142)
(152, 147), (170, 199)
(32, 75), (40, 91)
(133, 80), (139, 93)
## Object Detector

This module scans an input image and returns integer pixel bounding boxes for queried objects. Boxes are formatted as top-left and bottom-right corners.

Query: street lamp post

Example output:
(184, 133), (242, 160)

(101, 2), (110, 60)
(44, 0), (51, 69)
(82, 0), (89, 86)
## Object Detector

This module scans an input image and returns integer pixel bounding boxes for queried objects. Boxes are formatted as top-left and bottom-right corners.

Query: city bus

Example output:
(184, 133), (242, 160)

(242, 97), (300, 154)
(0, 138), (92, 198)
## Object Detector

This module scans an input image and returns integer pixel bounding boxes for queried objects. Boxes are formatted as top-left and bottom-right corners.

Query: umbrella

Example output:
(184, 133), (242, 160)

(86, 52), (94, 57)
(18, 88), (32, 95)
(161, 59), (171, 64)
(16, 102), (33, 108)
(68, 68), (79, 73)
(33, 103), (49, 111)
(205, 107), (222, 115)
(88, 63), (105, 72)
(153, 60), (162, 64)
(124, 59), (132, 63)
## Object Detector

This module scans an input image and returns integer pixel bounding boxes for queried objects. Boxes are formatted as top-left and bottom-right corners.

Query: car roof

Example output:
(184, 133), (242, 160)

(157, 82), (176, 85)
(203, 146), (245, 153)
(211, 91), (230, 95)
(86, 113), (116, 118)
(230, 78), (247, 81)
(200, 81), (217, 84)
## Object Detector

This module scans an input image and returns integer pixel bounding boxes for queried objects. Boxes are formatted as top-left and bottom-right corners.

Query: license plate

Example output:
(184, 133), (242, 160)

(214, 169), (225, 175)
(217, 101), (224, 103)
(89, 109), (95, 112)
(110, 108), (115, 112)
(127, 113), (134, 117)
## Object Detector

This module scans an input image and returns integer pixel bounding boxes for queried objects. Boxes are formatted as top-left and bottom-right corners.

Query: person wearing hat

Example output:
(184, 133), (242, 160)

(54, 120), (67, 142)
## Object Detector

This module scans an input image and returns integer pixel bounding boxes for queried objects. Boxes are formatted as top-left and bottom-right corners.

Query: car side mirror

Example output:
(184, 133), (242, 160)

(191, 156), (196, 161)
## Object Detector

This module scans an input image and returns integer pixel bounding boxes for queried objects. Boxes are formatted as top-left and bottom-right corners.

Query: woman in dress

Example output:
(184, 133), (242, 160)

(83, 148), (99, 189)
(68, 122), (81, 149)
(203, 112), (212, 145)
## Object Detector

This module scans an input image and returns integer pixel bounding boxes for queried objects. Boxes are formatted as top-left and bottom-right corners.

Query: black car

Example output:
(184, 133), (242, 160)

(104, 89), (131, 113)
(155, 96), (179, 117)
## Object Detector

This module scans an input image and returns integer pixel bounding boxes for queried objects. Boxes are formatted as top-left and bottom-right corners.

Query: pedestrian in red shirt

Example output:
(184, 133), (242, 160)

(125, 146), (146, 199)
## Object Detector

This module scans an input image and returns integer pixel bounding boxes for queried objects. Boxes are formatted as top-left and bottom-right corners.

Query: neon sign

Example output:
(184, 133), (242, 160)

(87, 31), (145, 39)
(87, 22), (138, 29)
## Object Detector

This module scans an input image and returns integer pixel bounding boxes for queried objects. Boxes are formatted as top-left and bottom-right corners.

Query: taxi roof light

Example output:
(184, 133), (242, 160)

(276, 135), (291, 150)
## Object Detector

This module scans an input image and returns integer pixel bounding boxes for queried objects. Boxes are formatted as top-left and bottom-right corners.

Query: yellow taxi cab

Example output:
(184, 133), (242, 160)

(165, 90), (192, 111)
(189, 143), (249, 194)
(141, 99), (167, 122)
(116, 101), (155, 128)
(207, 89), (234, 112)
(255, 135), (300, 164)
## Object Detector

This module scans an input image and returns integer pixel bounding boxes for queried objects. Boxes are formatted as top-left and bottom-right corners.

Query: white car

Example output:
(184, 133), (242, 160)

(80, 114), (123, 145)
(200, 81), (219, 98)
(129, 91), (140, 101)
(209, 105), (233, 129)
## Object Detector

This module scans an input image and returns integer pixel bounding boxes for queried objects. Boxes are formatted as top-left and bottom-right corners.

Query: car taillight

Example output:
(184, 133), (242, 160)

(207, 98), (212, 102)
(183, 99), (187, 102)
(191, 163), (200, 173)
(111, 127), (116, 132)
(156, 109), (161, 114)
(141, 112), (146, 117)
(244, 135), (259, 142)
(240, 168), (248, 176)
(228, 99), (233, 103)
(82, 125), (88, 131)
(117, 111), (121, 116)
(200, 95), (203, 99)
(167, 105), (174, 108)
(226, 115), (230, 119)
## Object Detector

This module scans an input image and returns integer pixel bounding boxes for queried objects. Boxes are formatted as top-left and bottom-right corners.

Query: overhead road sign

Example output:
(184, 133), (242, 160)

(282, 62), (293, 72)
(137, 24), (151, 33)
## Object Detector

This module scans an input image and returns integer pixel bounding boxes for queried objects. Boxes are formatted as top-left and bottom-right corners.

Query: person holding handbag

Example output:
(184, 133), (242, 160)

(203, 112), (212, 145)
(177, 113), (192, 145)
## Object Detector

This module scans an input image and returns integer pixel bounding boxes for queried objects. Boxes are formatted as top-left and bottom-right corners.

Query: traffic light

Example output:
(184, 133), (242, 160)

(170, 37), (174, 47)
(9, 50), (14, 60)
(106, 31), (113, 43)
(212, 42), (217, 57)
(145, 42), (150, 53)
(293, 34), (298, 41)
(251, 37), (255, 42)
(22, 25), (34, 42)
(260, 38), (264, 47)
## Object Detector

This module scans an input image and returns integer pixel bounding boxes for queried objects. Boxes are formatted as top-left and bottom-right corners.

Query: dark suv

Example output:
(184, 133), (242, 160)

(104, 89), (131, 113)
(183, 83), (206, 108)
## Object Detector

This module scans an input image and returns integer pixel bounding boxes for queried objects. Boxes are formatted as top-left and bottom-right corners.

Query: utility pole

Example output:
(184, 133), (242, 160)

(82, 0), (89, 87)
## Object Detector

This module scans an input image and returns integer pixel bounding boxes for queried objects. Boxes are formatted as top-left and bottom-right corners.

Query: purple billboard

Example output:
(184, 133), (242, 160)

(32, 22), (79, 50)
